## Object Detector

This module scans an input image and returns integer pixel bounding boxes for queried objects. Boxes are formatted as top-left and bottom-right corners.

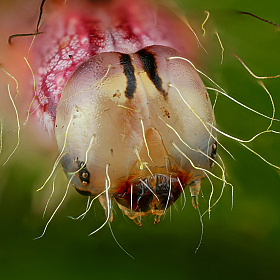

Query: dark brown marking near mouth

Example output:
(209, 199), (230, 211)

(120, 54), (136, 99)
(137, 48), (167, 97)
(114, 174), (185, 213)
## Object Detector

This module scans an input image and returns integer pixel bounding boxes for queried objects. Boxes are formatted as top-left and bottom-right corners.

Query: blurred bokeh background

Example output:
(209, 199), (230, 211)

(0, 0), (280, 279)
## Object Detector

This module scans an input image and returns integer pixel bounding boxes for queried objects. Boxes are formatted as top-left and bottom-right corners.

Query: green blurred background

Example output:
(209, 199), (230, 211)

(0, 0), (280, 279)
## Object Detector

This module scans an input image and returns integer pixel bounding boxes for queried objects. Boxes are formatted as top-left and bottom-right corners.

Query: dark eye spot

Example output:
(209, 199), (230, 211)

(77, 161), (90, 186)
(210, 141), (217, 168)
(81, 172), (89, 179)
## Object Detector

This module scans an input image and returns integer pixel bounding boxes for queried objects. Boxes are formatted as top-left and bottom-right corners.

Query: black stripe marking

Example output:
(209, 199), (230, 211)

(120, 54), (136, 99)
(137, 48), (167, 97)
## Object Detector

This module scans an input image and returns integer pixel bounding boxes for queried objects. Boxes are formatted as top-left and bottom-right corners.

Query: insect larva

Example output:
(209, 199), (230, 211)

(26, 0), (215, 226)
(1, 0), (279, 239)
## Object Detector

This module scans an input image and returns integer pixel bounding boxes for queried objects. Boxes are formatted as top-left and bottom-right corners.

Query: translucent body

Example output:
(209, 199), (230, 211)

(55, 45), (216, 222)
(28, 0), (216, 223)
